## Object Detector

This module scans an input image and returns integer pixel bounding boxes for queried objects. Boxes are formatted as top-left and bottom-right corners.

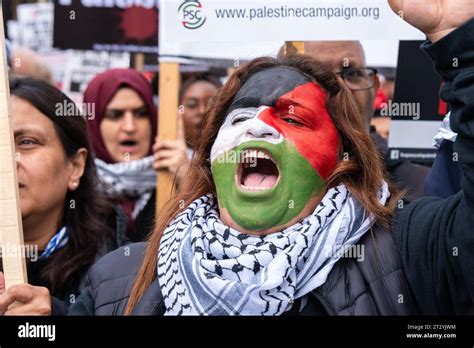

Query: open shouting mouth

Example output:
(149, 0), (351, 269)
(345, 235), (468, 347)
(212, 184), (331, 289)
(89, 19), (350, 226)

(236, 149), (280, 191)
(119, 139), (139, 153)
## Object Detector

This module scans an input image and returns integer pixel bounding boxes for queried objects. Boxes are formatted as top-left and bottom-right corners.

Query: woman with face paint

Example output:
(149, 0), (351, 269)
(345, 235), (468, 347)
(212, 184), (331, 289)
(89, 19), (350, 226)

(0, 77), (120, 314)
(120, 58), (402, 315)
(83, 69), (189, 242)
(65, 0), (473, 315)
(6, 0), (474, 316)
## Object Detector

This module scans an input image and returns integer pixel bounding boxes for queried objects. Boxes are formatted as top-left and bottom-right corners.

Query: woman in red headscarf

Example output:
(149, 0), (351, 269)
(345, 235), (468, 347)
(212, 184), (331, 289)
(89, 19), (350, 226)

(83, 68), (188, 242)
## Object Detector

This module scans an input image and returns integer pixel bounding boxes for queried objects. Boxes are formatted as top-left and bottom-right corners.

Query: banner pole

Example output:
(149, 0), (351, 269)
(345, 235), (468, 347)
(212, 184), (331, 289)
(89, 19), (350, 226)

(284, 41), (305, 55)
(134, 53), (145, 73)
(155, 61), (180, 214)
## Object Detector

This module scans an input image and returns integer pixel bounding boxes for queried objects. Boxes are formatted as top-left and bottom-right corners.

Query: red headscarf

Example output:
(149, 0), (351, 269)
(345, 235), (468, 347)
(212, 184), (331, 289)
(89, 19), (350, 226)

(84, 68), (157, 164)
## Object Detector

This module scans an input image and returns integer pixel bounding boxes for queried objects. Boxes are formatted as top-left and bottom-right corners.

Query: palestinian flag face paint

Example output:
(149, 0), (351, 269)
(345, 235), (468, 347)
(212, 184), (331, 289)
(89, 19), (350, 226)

(210, 67), (340, 231)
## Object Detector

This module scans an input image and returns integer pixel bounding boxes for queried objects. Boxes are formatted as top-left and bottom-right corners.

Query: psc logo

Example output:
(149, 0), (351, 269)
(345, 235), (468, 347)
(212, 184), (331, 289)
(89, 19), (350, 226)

(178, 1), (206, 29)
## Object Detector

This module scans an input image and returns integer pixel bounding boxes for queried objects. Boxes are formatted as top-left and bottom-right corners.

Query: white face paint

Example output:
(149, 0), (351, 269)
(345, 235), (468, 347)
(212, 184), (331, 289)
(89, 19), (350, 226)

(210, 106), (284, 163)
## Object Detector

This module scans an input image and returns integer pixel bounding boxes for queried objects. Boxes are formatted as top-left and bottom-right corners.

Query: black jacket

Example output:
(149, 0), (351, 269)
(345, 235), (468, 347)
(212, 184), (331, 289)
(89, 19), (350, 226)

(392, 19), (474, 315)
(67, 225), (416, 316)
(371, 128), (430, 202)
(66, 19), (474, 316)
(129, 190), (156, 243)
(425, 139), (462, 198)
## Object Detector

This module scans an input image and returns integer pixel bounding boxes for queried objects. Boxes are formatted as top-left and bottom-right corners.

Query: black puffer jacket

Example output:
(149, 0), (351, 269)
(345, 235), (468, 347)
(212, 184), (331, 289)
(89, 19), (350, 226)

(65, 18), (474, 316)
(66, 226), (416, 316)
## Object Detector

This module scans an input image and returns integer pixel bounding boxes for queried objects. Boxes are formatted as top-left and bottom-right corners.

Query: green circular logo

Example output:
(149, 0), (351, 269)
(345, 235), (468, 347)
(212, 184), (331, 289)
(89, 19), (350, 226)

(178, 1), (207, 30)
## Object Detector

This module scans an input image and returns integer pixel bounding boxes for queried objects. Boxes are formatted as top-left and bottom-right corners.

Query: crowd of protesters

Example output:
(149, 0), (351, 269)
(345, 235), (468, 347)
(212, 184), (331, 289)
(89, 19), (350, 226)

(0, 0), (472, 316)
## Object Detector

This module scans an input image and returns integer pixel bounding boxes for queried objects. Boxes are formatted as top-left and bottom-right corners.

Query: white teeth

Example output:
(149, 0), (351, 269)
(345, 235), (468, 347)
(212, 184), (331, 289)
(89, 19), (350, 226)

(241, 149), (273, 162)
(242, 149), (256, 161)
(241, 185), (272, 191)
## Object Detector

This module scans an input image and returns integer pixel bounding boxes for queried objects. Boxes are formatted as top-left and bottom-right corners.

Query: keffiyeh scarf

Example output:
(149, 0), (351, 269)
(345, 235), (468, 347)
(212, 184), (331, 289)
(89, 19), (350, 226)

(95, 156), (156, 219)
(158, 183), (389, 315)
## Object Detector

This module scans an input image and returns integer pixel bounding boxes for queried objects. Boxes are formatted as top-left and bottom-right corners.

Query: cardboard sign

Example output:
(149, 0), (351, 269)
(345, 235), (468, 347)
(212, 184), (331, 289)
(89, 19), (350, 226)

(53, 0), (158, 54)
(0, 6), (28, 287)
(388, 41), (444, 164)
(160, 0), (424, 58)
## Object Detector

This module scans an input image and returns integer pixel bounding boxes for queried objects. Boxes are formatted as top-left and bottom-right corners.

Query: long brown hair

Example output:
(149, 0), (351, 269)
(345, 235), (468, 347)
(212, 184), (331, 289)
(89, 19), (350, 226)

(125, 55), (401, 314)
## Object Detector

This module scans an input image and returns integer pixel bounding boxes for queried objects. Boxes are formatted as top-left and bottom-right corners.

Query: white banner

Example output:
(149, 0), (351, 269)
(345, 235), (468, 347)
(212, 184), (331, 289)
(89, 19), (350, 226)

(160, 0), (424, 57)
(16, 3), (54, 52)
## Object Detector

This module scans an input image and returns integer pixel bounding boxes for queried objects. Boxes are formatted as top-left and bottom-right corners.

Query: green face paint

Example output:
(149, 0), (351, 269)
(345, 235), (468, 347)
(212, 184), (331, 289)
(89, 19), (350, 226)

(211, 140), (325, 231)
(210, 74), (339, 232)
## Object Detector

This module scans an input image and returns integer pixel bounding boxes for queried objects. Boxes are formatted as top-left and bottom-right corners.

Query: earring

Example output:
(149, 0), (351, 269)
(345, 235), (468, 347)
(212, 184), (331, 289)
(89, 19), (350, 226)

(73, 182), (78, 187)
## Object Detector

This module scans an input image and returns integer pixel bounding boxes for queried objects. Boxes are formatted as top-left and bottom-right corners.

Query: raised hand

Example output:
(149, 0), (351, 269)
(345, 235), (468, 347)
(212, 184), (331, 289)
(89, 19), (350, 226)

(388, 0), (474, 42)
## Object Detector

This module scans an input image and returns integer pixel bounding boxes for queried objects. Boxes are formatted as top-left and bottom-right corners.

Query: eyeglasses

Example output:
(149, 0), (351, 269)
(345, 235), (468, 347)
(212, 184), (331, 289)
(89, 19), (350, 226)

(335, 67), (378, 91)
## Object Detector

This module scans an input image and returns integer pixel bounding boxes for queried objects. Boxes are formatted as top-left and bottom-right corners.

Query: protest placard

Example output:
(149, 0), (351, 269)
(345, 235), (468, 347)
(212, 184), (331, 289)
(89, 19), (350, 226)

(0, 6), (27, 288)
(53, 0), (158, 54)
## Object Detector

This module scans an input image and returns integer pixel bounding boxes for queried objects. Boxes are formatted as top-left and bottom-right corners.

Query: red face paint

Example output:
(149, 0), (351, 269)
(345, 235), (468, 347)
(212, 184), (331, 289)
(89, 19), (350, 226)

(257, 82), (339, 180)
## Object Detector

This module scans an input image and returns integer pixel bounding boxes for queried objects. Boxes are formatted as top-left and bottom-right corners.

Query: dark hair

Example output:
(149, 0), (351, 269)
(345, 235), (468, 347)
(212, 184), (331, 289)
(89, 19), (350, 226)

(179, 73), (222, 101)
(9, 76), (114, 297)
(125, 54), (403, 313)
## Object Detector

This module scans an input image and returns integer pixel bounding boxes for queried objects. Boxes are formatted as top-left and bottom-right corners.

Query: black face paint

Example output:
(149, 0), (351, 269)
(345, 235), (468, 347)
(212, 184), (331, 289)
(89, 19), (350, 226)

(227, 67), (311, 114)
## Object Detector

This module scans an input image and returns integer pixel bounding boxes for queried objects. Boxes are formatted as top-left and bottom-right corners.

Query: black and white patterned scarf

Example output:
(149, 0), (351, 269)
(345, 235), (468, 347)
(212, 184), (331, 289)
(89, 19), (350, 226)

(158, 183), (389, 315)
(95, 156), (156, 219)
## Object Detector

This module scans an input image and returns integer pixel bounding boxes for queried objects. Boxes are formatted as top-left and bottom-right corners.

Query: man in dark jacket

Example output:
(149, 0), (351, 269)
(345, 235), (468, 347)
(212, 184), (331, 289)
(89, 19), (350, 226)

(300, 40), (430, 202)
